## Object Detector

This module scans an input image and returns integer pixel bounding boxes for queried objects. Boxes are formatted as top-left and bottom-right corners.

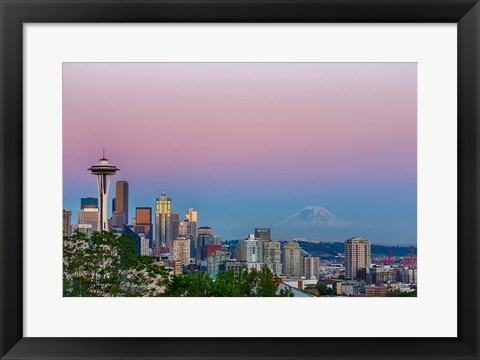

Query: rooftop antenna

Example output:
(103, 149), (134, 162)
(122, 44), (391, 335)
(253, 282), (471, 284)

(103, 147), (105, 159)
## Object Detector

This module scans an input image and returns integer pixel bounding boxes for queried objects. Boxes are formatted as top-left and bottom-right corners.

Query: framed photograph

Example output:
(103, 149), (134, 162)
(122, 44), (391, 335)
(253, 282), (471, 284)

(0, 0), (479, 359)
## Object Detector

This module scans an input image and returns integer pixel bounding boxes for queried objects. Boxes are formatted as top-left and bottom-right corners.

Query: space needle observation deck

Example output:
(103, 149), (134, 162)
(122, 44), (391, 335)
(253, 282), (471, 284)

(88, 154), (119, 232)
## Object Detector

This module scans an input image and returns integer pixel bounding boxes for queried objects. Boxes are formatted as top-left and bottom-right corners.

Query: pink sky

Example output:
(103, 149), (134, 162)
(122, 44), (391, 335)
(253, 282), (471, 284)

(63, 63), (416, 186)
(63, 63), (417, 243)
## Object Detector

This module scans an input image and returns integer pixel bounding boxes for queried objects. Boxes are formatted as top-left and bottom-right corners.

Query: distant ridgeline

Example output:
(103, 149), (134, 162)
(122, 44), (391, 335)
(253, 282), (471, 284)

(297, 241), (416, 257)
(223, 240), (416, 257)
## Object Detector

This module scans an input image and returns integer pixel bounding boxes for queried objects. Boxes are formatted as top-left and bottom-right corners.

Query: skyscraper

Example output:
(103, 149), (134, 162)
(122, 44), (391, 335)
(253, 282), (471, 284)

(255, 228), (271, 241)
(179, 218), (190, 236)
(196, 226), (214, 260)
(198, 226), (213, 236)
(282, 241), (302, 278)
(123, 225), (142, 254)
(186, 208), (198, 239)
(80, 197), (98, 209)
(111, 211), (126, 229)
(344, 236), (371, 280)
(171, 212), (180, 241)
(155, 192), (172, 248)
(135, 207), (152, 248)
(88, 155), (119, 231)
(186, 208), (198, 222)
(78, 207), (99, 231)
(112, 180), (129, 228)
(63, 209), (72, 236)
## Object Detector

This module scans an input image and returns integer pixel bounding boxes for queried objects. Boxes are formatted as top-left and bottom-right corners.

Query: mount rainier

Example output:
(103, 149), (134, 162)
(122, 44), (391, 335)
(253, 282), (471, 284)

(275, 205), (366, 229)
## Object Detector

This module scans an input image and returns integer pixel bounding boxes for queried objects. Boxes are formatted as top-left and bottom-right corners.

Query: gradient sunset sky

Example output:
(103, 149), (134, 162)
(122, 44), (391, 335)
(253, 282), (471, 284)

(63, 63), (417, 244)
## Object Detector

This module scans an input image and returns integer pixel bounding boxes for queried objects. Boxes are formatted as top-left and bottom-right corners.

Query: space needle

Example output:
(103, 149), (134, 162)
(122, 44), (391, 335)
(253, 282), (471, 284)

(88, 151), (119, 232)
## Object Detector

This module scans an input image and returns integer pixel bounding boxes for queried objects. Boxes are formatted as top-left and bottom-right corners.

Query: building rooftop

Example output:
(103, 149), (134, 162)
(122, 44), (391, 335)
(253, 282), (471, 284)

(277, 283), (316, 297)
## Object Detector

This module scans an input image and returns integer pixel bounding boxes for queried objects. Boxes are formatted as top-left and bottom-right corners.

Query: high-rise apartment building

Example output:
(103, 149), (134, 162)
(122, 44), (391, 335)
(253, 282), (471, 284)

(63, 209), (72, 236)
(302, 254), (320, 279)
(134, 207), (153, 248)
(171, 238), (191, 266)
(344, 236), (371, 280)
(262, 240), (282, 275)
(77, 208), (99, 231)
(282, 241), (302, 278)
(155, 192), (172, 248)
(238, 236), (263, 264)
(254, 228), (271, 241)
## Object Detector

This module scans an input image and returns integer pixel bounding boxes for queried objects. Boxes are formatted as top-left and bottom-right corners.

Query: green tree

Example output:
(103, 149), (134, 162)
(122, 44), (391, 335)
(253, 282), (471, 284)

(256, 267), (281, 297)
(385, 289), (417, 297)
(162, 271), (214, 297)
(163, 267), (294, 297)
(315, 282), (335, 296)
(63, 231), (168, 297)
(64, 231), (295, 297)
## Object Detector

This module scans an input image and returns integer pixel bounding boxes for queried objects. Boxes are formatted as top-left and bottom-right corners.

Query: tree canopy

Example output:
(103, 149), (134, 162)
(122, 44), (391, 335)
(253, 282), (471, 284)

(63, 231), (294, 297)
(315, 282), (335, 296)
(163, 267), (293, 297)
(385, 289), (417, 297)
(63, 231), (168, 297)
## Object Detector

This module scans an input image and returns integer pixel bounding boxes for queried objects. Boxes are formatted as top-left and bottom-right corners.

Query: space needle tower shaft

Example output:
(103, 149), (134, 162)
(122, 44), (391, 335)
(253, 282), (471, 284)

(88, 152), (119, 232)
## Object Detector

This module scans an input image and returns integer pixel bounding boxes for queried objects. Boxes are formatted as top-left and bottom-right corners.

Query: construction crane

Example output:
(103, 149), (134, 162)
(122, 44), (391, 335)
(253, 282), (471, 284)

(381, 248), (393, 265)
(400, 246), (416, 267)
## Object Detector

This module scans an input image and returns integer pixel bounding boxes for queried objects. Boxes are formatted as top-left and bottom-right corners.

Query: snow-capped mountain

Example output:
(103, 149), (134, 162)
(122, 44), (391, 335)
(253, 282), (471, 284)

(275, 205), (362, 229)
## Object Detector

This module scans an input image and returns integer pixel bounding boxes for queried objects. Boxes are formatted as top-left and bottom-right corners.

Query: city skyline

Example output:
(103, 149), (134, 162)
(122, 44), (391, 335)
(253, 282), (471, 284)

(63, 62), (417, 244)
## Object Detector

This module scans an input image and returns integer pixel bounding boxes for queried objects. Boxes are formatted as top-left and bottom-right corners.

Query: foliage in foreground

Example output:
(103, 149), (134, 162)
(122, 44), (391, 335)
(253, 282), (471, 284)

(63, 231), (168, 297)
(385, 289), (417, 297)
(315, 282), (335, 296)
(63, 231), (294, 297)
(163, 267), (294, 297)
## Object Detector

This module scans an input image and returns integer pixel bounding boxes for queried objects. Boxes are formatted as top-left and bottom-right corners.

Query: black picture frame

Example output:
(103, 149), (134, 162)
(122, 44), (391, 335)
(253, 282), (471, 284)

(1, 0), (479, 359)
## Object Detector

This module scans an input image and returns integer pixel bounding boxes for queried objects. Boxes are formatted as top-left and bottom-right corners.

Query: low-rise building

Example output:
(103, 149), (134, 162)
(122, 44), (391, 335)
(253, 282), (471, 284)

(340, 281), (365, 296)
(365, 265), (396, 285)
(283, 278), (318, 290)
(364, 285), (390, 295)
